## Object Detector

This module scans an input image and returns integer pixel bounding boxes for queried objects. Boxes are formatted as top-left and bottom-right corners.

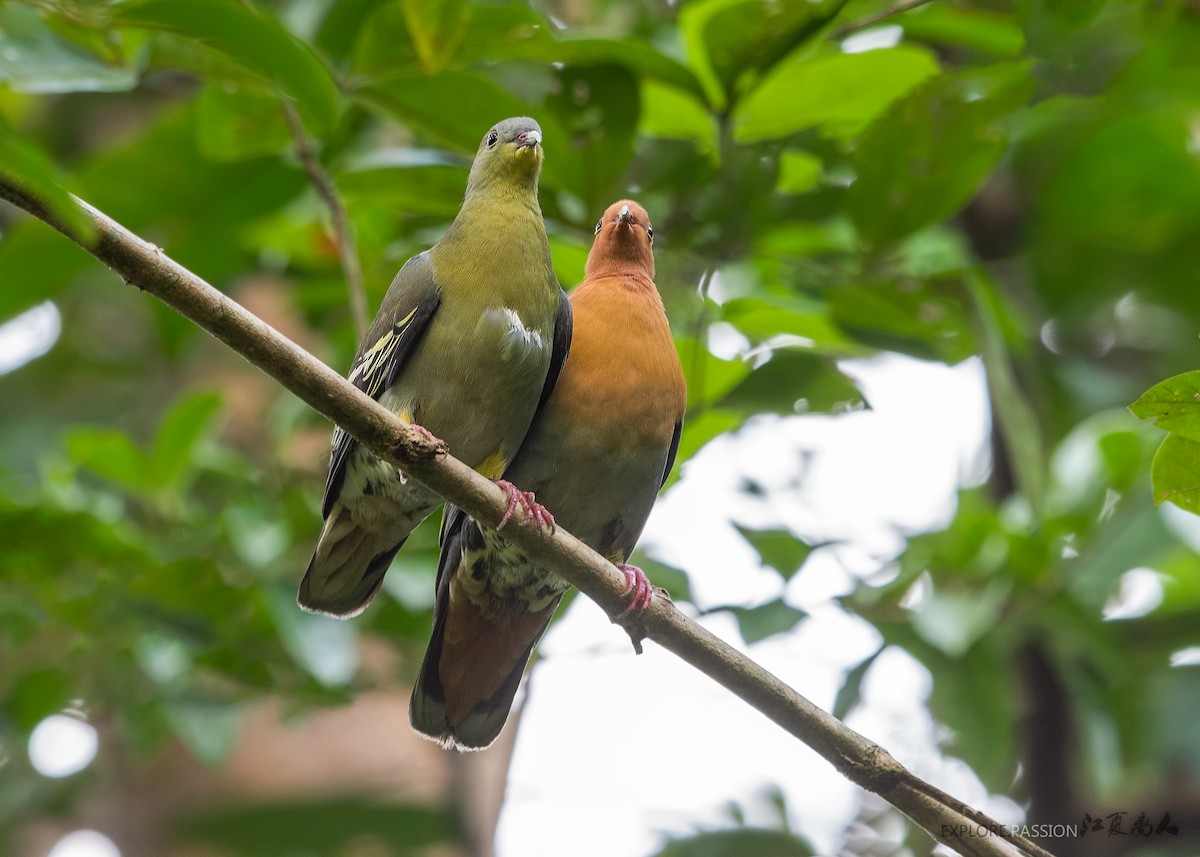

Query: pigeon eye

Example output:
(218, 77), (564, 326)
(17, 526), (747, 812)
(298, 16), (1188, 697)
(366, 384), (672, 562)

(486, 130), (499, 148)
(646, 225), (654, 245)
(594, 219), (603, 235)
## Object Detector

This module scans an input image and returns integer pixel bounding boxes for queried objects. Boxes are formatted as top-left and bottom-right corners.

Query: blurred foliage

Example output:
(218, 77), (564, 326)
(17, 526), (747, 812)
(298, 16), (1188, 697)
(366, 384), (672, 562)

(649, 785), (818, 857)
(2, 0), (1200, 855)
(1133, 371), (1200, 515)
(175, 799), (456, 856)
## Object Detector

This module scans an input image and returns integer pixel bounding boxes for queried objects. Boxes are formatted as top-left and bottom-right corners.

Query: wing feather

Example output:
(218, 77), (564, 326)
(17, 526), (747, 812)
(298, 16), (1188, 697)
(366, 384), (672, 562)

(660, 419), (683, 489)
(322, 252), (441, 518)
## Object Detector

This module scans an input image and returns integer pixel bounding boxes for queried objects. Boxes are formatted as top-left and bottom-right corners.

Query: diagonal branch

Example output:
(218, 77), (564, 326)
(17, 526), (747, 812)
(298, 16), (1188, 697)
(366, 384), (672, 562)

(830, 0), (935, 40)
(0, 176), (1054, 857)
(282, 102), (370, 339)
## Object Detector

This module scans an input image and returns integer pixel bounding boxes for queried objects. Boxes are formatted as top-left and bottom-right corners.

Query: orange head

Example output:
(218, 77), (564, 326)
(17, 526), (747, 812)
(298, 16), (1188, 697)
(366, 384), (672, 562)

(586, 199), (655, 279)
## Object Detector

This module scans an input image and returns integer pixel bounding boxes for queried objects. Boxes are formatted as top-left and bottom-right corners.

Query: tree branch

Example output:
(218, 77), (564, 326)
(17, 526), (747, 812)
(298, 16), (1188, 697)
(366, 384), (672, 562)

(0, 177), (1054, 857)
(830, 0), (935, 40)
(281, 102), (369, 339)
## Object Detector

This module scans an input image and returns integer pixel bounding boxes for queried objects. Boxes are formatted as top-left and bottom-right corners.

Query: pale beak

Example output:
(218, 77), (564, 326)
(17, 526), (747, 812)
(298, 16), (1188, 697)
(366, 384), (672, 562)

(514, 129), (542, 150)
(618, 204), (631, 223)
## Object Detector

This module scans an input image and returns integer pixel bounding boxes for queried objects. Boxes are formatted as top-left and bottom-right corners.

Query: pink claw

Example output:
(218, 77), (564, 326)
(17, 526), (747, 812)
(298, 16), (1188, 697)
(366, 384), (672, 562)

(495, 480), (556, 532)
(617, 564), (654, 616)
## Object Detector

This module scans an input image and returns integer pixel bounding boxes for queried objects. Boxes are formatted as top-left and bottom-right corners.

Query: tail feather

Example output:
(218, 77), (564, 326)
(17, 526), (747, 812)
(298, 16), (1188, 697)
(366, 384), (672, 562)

(298, 503), (406, 618)
(410, 528), (561, 750)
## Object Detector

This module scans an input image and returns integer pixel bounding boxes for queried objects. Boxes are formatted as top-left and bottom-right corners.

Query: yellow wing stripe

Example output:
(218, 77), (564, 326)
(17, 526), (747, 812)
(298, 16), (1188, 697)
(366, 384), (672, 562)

(348, 306), (420, 398)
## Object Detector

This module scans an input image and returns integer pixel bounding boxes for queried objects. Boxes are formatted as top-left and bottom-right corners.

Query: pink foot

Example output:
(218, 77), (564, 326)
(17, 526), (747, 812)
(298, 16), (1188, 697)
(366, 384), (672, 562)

(617, 563), (654, 616)
(495, 480), (555, 532)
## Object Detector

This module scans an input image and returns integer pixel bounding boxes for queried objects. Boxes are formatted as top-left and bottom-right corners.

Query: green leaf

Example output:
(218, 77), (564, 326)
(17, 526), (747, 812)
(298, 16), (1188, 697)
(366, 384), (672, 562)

(195, 81), (292, 161)
(336, 150), (468, 218)
(681, 0), (847, 108)
(832, 647), (883, 720)
(1159, 550), (1200, 613)
(1033, 108), (1200, 302)
(895, 226), (976, 276)
(315, 0), (389, 66)
(653, 829), (816, 857)
(677, 336), (752, 411)
(404, 1), (701, 98)
(1151, 433), (1200, 515)
(899, 4), (1026, 58)
(719, 349), (866, 415)
(0, 117), (94, 241)
(485, 36), (705, 103)
(360, 28), (645, 204)
(400, 0), (471, 74)
(1098, 429), (1145, 493)
(346, 0), (420, 73)
(829, 276), (977, 364)
(966, 270), (1046, 517)
(734, 46), (939, 143)
(848, 61), (1034, 247)
(639, 80), (718, 154)
(114, 0), (339, 133)
(717, 598), (807, 644)
(776, 150), (822, 195)
(62, 393), (221, 495)
(735, 525), (815, 580)
(65, 428), (155, 493)
(153, 392), (224, 487)
(1131, 371), (1200, 441)
(758, 219), (857, 258)
(721, 295), (858, 353)
(0, 5), (139, 94)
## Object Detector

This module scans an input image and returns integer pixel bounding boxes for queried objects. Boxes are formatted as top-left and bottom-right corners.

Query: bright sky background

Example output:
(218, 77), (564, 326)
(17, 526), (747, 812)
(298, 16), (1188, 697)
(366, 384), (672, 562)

(497, 353), (1027, 857)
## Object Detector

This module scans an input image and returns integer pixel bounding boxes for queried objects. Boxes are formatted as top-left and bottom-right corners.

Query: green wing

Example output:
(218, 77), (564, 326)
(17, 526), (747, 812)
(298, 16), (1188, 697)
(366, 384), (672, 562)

(322, 251), (441, 518)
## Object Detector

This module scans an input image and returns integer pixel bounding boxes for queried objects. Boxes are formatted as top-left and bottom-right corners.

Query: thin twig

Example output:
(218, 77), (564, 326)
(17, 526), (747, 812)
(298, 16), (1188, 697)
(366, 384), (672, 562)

(0, 177), (1056, 857)
(282, 102), (369, 339)
(830, 0), (935, 40)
